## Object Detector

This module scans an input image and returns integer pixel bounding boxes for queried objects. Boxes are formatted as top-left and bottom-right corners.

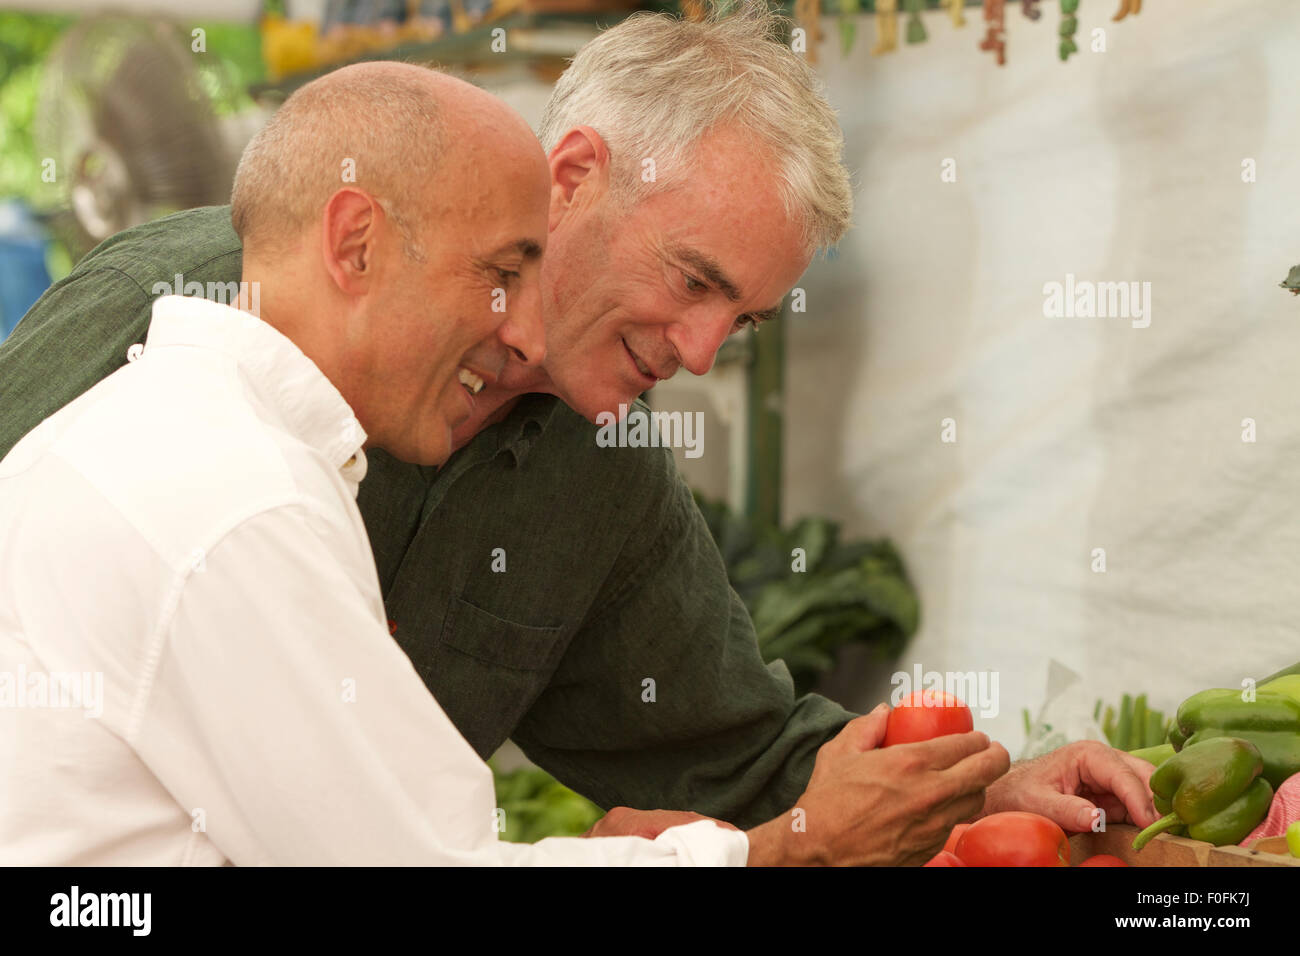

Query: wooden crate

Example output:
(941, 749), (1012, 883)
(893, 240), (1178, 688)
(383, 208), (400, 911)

(1069, 824), (1300, 867)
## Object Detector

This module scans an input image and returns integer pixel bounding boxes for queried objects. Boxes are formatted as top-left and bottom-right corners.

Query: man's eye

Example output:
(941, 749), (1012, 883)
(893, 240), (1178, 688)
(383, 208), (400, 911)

(733, 314), (760, 333)
(494, 268), (521, 284)
(683, 273), (706, 294)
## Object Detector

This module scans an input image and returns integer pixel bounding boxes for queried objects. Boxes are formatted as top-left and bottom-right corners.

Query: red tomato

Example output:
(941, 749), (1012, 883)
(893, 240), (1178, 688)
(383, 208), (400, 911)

(1078, 854), (1128, 867)
(884, 690), (974, 746)
(942, 823), (971, 854)
(953, 812), (1070, 867)
(923, 851), (966, 867)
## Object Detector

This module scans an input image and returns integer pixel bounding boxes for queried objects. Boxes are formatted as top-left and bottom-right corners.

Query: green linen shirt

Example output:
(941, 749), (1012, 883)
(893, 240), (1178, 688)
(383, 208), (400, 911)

(0, 206), (857, 828)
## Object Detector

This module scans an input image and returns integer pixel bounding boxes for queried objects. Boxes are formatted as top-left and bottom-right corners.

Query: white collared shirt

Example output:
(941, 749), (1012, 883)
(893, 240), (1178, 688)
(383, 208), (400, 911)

(0, 295), (748, 866)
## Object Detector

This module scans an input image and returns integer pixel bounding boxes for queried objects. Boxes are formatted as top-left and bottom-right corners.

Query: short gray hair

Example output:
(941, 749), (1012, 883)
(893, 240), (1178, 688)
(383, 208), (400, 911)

(537, 1), (852, 254)
(231, 62), (446, 259)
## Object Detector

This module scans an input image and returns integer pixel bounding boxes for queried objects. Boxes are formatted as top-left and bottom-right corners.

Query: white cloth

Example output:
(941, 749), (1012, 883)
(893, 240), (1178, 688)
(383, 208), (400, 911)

(0, 294), (749, 867)
(774, 2), (1300, 748)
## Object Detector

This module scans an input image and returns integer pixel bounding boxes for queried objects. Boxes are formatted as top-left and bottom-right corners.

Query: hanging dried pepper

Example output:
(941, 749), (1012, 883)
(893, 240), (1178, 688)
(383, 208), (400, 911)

(871, 0), (899, 56)
(1113, 0), (1141, 21)
(979, 0), (1006, 66)
(794, 0), (823, 64)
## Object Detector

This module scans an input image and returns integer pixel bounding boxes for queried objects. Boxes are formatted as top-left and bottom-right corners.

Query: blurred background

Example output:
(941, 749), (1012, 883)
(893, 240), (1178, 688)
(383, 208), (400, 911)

(3, 0), (1299, 837)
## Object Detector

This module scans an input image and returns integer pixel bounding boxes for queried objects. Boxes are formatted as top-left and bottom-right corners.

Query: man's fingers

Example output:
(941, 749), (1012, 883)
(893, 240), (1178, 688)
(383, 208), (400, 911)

(1117, 750), (1159, 786)
(917, 740), (1009, 813)
(949, 739), (1011, 793)
(905, 730), (1001, 772)
(1033, 791), (1104, 832)
(981, 773), (1106, 833)
(1076, 745), (1160, 828)
(1090, 793), (1130, 825)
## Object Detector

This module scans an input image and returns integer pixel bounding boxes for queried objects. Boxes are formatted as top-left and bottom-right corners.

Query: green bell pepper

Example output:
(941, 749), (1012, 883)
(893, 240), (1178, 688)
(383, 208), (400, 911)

(1183, 727), (1300, 790)
(1132, 737), (1271, 851)
(1148, 794), (1188, 835)
(1175, 688), (1300, 738)
(1184, 778), (1273, 845)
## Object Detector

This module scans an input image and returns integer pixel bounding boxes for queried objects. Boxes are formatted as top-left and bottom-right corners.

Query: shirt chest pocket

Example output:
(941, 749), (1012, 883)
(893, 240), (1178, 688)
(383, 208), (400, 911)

(440, 597), (564, 671)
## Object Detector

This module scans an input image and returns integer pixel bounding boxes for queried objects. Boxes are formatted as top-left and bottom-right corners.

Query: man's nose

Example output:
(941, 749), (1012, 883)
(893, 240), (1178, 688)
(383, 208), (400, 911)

(666, 308), (736, 377)
(497, 278), (546, 368)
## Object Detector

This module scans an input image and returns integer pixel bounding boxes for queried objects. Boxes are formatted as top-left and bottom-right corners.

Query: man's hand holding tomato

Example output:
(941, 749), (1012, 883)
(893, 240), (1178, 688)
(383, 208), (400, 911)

(744, 702), (1010, 866)
(745, 692), (1158, 866)
(595, 694), (1159, 865)
(882, 692), (1159, 840)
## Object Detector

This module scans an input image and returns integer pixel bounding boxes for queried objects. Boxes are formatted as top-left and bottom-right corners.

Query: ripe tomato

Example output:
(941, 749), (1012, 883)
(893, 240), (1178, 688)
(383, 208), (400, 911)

(1078, 854), (1128, 867)
(942, 823), (971, 854)
(953, 812), (1070, 867)
(883, 690), (974, 746)
(923, 850), (966, 867)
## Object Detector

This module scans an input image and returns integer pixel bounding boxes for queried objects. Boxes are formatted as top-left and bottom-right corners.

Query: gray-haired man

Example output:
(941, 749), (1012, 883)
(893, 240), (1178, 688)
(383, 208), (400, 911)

(0, 5), (1157, 864)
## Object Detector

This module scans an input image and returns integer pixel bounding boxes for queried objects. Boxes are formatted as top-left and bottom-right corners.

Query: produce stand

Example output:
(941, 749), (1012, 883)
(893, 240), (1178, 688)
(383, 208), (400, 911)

(1068, 826), (1300, 868)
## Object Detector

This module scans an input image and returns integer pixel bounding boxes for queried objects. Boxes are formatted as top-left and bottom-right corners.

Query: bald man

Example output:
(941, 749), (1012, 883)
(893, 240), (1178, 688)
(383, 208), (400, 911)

(1, 8), (1157, 865)
(0, 63), (752, 865)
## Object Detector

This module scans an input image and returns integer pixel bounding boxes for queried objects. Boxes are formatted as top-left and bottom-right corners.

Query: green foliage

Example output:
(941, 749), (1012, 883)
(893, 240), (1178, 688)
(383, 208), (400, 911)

(0, 12), (264, 277)
(193, 21), (266, 114)
(695, 494), (919, 696)
(490, 761), (603, 843)
(0, 12), (73, 210)
(0, 16), (263, 202)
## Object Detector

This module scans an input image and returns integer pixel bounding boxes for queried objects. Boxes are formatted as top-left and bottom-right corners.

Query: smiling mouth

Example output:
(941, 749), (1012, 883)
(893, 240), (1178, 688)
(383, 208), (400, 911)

(457, 367), (486, 396)
(622, 339), (661, 383)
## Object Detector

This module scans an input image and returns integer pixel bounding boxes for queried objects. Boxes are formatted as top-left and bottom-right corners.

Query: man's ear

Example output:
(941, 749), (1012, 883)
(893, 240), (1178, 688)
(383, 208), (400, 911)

(547, 126), (610, 232)
(320, 188), (379, 294)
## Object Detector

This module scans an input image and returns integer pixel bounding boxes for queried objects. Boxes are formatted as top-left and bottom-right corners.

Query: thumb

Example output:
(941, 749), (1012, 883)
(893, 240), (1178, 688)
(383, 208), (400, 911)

(844, 703), (891, 753)
(1032, 790), (1102, 833)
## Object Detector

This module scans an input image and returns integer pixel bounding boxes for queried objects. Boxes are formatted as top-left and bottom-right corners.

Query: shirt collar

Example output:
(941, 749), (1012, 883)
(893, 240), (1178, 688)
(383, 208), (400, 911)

(144, 295), (368, 481)
(415, 392), (562, 485)
(497, 393), (563, 466)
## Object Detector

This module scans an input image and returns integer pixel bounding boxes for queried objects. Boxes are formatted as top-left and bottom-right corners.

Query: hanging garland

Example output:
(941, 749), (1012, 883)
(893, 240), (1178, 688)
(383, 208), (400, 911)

(791, 0), (1142, 68)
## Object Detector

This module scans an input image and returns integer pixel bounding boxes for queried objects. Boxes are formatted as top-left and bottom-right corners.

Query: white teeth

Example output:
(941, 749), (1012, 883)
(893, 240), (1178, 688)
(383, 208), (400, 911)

(458, 367), (485, 395)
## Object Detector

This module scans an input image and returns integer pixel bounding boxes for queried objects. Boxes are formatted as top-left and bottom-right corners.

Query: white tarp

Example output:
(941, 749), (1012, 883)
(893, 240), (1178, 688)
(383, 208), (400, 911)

(789, 1), (1300, 750)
